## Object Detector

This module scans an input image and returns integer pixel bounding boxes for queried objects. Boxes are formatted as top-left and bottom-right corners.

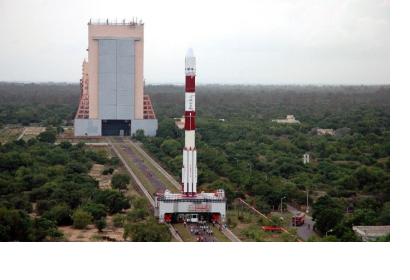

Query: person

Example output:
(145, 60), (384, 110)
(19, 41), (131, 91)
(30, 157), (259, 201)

(307, 224), (310, 230)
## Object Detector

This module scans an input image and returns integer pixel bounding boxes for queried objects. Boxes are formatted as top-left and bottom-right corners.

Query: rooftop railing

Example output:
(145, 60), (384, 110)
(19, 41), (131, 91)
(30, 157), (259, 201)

(88, 18), (143, 26)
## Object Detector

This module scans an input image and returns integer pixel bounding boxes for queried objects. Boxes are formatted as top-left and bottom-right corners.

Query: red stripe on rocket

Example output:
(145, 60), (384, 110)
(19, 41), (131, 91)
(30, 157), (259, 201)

(182, 48), (197, 196)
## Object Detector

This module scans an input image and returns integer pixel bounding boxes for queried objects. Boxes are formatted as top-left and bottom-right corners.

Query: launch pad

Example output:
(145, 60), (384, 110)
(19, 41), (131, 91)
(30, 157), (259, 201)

(155, 190), (226, 223)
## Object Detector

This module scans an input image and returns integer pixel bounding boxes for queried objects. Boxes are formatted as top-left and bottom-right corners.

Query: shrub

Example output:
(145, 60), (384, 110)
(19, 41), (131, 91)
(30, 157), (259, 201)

(72, 209), (92, 229)
(43, 203), (73, 226)
(111, 173), (131, 191)
(102, 167), (114, 175)
(95, 218), (107, 232)
(112, 214), (126, 228)
(82, 203), (107, 221)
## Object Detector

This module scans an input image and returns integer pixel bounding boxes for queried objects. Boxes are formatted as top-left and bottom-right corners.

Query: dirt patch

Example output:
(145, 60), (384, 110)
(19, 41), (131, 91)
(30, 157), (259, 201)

(59, 215), (125, 242)
(0, 127), (24, 143)
(89, 164), (112, 190)
(23, 126), (46, 138)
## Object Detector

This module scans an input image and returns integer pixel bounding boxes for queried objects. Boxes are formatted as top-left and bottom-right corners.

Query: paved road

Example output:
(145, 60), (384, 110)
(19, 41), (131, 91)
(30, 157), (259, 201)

(110, 137), (241, 242)
(131, 141), (181, 192)
(120, 143), (168, 193)
(287, 204), (317, 241)
(109, 137), (182, 241)
(109, 138), (155, 206)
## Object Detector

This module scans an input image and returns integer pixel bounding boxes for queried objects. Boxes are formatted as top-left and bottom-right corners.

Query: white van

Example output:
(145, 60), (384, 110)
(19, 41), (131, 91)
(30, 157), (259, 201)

(187, 214), (199, 223)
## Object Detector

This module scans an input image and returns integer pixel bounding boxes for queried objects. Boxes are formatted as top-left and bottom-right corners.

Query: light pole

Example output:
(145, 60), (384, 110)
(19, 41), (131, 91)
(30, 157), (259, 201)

(280, 196), (286, 213)
(306, 188), (309, 214)
(233, 157), (239, 167)
(325, 229), (333, 237)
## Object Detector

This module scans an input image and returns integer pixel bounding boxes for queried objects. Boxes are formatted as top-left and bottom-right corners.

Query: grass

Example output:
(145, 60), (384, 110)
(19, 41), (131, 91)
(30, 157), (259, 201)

(115, 144), (158, 196)
(129, 143), (180, 193)
(227, 209), (290, 242)
(212, 225), (231, 242)
(173, 223), (197, 242)
(114, 141), (180, 196)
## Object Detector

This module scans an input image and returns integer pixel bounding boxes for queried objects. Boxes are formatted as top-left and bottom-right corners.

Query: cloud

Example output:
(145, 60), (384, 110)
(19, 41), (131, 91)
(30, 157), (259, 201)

(0, 0), (389, 84)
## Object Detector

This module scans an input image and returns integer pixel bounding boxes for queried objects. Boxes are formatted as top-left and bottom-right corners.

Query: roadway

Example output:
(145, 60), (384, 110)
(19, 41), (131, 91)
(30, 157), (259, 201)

(109, 137), (239, 242)
(287, 204), (317, 241)
(131, 141), (181, 191)
(109, 137), (182, 241)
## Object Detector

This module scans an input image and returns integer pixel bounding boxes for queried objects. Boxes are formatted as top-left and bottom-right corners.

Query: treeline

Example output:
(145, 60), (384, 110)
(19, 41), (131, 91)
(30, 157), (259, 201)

(0, 82), (79, 126)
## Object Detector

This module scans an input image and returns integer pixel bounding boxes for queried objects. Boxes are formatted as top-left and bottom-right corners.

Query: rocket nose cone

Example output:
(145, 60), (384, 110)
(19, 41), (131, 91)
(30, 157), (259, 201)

(186, 48), (194, 58)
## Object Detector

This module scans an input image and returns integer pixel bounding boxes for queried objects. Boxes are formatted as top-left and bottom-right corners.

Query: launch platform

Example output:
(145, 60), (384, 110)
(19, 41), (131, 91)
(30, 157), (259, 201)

(155, 190), (226, 223)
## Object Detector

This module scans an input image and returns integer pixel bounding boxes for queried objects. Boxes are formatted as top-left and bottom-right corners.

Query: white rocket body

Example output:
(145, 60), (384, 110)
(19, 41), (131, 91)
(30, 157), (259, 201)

(182, 49), (197, 195)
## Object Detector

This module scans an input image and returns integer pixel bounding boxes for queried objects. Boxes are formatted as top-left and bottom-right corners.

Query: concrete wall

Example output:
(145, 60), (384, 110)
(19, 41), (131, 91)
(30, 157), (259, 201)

(131, 119), (158, 136)
(74, 119), (101, 136)
(74, 118), (157, 137)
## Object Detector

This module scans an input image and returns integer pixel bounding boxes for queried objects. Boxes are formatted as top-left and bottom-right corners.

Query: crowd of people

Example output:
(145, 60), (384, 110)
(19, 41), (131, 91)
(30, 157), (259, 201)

(184, 219), (216, 242)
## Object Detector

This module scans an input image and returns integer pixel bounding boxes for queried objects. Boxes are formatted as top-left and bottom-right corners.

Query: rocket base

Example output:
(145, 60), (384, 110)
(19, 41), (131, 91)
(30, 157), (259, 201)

(155, 190), (227, 224)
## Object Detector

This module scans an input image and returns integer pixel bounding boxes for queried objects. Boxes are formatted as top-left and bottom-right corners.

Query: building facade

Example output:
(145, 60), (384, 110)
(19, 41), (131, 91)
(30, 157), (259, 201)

(275, 115), (300, 124)
(74, 19), (157, 136)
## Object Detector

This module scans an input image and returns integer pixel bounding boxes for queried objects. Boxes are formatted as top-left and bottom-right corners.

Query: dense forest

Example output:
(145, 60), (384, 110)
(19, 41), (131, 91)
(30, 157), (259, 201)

(0, 132), (134, 241)
(0, 83), (389, 241)
(0, 82), (78, 126)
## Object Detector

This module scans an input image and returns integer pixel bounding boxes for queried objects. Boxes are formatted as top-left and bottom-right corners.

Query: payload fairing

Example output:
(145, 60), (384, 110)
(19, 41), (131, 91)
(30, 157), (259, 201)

(182, 49), (197, 196)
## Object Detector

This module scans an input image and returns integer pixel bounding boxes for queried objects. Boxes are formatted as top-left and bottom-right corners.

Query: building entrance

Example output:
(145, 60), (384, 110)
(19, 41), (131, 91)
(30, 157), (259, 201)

(101, 119), (131, 136)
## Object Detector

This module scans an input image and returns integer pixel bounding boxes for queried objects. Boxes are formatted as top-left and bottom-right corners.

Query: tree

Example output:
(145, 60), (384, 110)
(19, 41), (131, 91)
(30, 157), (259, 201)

(82, 203), (107, 221)
(160, 139), (181, 157)
(112, 214), (126, 228)
(270, 216), (284, 227)
(43, 203), (73, 226)
(72, 209), (92, 229)
(126, 208), (148, 222)
(95, 218), (107, 232)
(37, 129), (57, 143)
(378, 202), (390, 225)
(123, 219), (171, 242)
(312, 195), (344, 235)
(93, 189), (130, 214)
(111, 173), (131, 191)
(133, 129), (145, 141)
(0, 208), (31, 241)
(31, 217), (63, 241)
(241, 225), (264, 242)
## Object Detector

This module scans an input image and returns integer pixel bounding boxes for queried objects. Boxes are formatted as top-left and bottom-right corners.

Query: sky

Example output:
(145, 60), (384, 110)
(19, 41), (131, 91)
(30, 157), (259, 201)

(0, 0), (389, 84)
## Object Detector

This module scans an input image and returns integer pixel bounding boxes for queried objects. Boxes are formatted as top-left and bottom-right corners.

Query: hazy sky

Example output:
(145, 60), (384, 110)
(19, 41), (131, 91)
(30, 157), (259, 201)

(0, 0), (389, 84)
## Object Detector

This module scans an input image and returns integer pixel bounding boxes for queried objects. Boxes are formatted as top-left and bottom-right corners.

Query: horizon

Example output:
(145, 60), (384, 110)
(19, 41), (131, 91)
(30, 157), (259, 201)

(0, 81), (390, 87)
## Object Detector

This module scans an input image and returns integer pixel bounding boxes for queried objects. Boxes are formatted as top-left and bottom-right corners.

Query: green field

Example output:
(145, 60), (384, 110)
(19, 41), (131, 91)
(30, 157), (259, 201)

(128, 142), (180, 193)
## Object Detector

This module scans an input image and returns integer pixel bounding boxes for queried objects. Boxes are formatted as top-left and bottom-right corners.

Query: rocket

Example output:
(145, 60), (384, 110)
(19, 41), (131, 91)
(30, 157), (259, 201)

(182, 48), (197, 196)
